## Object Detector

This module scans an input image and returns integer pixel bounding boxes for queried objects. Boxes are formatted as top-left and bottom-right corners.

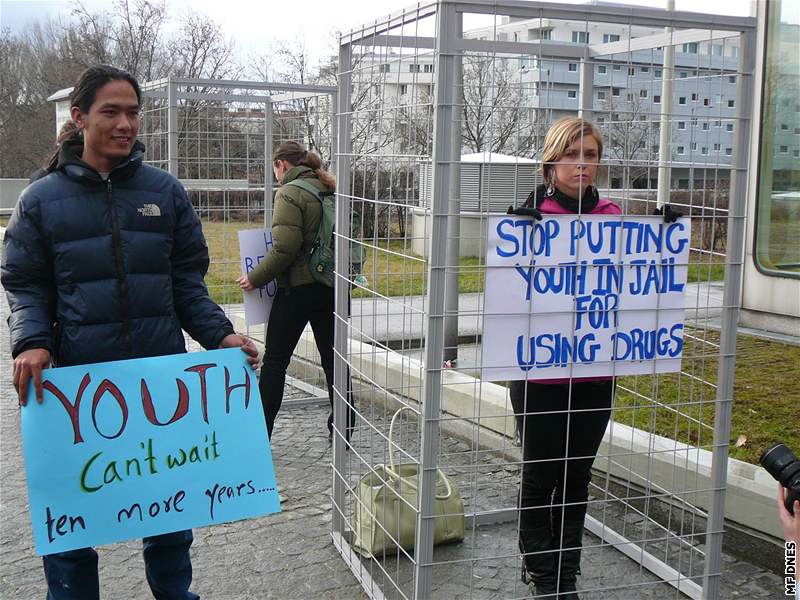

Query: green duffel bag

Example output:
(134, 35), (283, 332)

(352, 408), (465, 558)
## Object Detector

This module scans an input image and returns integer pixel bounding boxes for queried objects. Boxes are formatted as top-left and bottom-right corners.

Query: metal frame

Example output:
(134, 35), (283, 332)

(333, 2), (758, 598)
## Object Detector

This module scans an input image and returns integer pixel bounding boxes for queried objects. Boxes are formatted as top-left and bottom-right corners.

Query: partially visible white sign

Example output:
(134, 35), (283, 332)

(482, 215), (691, 381)
(238, 229), (277, 327)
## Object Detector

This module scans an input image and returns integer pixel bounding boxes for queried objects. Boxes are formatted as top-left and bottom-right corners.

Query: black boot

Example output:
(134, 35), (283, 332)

(554, 517), (584, 600)
(519, 525), (558, 598)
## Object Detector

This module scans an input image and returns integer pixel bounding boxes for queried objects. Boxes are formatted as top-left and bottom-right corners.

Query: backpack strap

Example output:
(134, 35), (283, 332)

(284, 178), (334, 200)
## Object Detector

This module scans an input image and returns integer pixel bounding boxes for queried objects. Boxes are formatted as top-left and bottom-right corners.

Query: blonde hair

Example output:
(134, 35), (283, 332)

(541, 117), (603, 185)
(273, 141), (336, 190)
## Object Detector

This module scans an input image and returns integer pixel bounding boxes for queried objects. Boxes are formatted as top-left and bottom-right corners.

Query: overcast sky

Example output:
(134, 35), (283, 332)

(1, 0), (755, 68)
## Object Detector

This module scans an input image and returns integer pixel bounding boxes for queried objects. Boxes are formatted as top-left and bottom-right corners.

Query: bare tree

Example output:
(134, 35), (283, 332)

(597, 93), (661, 188)
(461, 54), (538, 156)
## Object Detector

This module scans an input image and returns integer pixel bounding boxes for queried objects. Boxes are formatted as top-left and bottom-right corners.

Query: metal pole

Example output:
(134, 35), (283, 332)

(701, 26), (755, 600)
(578, 46), (594, 120)
(332, 40), (354, 538)
(264, 100), (274, 229)
(414, 1), (455, 597)
(167, 78), (178, 177)
(443, 11), (463, 364)
(656, 0), (675, 208)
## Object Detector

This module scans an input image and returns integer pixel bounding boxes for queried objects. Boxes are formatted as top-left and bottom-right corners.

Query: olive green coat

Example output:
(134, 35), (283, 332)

(246, 166), (332, 289)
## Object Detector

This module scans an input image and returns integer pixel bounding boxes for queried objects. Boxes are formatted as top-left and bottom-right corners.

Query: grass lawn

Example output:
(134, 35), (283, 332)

(613, 330), (800, 465)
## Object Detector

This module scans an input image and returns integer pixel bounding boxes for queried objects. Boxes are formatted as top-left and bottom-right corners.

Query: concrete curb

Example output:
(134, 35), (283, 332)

(229, 312), (784, 542)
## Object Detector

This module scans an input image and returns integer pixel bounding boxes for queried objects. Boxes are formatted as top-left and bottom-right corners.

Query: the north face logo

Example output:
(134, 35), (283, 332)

(137, 204), (161, 217)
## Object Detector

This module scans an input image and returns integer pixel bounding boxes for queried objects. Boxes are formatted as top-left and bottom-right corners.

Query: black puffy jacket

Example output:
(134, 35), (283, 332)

(1, 138), (234, 367)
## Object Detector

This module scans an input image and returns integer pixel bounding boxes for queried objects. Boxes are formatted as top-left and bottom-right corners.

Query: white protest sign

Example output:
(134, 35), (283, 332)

(238, 229), (277, 327)
(482, 215), (691, 381)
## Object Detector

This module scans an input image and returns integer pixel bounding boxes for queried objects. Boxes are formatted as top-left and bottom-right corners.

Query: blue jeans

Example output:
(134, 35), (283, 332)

(42, 529), (198, 600)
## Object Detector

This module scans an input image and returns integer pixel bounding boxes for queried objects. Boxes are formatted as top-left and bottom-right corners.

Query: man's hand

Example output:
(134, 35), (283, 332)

(219, 334), (260, 369)
(236, 275), (255, 292)
(13, 348), (52, 406)
(778, 484), (800, 543)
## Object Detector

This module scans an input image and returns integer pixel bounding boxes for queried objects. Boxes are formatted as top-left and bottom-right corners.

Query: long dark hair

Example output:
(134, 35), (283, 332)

(43, 120), (80, 172)
(273, 141), (335, 190)
(69, 64), (142, 113)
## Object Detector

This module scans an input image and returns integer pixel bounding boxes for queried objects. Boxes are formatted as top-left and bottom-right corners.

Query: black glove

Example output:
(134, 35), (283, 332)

(654, 204), (683, 223)
(507, 205), (543, 220)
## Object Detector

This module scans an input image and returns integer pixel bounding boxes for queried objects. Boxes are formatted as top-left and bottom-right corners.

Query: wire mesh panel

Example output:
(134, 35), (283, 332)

(137, 78), (335, 401)
(332, 1), (757, 599)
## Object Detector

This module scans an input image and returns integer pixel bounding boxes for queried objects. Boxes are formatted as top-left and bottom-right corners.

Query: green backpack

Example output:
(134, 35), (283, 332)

(285, 178), (336, 287)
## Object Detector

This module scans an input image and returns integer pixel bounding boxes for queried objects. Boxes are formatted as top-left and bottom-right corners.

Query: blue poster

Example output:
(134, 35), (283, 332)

(21, 348), (280, 555)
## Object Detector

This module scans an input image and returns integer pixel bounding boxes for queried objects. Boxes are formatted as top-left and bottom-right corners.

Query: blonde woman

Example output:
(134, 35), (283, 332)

(509, 117), (620, 599)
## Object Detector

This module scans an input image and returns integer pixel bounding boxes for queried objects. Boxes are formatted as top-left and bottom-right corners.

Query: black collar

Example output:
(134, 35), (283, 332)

(526, 183), (599, 214)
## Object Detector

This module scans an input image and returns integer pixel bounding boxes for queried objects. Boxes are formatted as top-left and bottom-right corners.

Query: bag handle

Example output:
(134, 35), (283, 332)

(386, 407), (453, 501)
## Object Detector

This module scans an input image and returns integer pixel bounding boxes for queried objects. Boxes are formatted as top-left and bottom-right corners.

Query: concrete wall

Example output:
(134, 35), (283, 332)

(230, 308), (785, 543)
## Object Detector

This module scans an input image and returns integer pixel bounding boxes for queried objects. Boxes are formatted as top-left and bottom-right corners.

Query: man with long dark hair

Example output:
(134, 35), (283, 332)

(2, 64), (258, 600)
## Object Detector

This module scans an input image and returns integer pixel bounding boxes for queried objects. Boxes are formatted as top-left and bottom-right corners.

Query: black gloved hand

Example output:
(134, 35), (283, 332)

(507, 205), (543, 220)
(653, 204), (683, 223)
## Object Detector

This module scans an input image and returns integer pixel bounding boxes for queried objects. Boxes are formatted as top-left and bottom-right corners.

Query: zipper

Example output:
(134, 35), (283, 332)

(106, 179), (133, 355)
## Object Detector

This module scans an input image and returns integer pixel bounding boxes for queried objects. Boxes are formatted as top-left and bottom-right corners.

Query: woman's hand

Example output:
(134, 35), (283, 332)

(236, 275), (254, 291)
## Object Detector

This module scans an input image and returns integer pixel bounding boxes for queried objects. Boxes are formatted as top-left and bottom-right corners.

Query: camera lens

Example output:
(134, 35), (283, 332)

(760, 444), (800, 484)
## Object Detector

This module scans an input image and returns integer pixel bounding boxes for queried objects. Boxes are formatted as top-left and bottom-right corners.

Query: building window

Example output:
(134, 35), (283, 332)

(795, 127), (800, 134)
(676, 146), (685, 155)
(612, 87), (621, 97)
(712, 44), (724, 57)
(701, 147), (709, 155)
(726, 123), (734, 132)
(679, 96), (687, 105)
(598, 65), (607, 74)
(639, 89), (648, 98)
(794, 150), (800, 158)
(757, 0), (800, 280)
(409, 64), (421, 73)
(678, 178), (690, 189)
(572, 31), (590, 44)
(714, 120), (721, 127)
(400, 84), (408, 95)
(603, 33), (620, 43)
(729, 75), (736, 83)
(691, 93), (698, 102)
(680, 71), (688, 78)
(641, 66), (650, 73)
(781, 123), (789, 130)
(702, 122), (709, 131)
(691, 142), (697, 150)
(568, 63), (577, 72)
(691, 117), (698, 127)
(725, 148), (733, 156)
(378, 64), (390, 73)
(628, 67), (636, 76)
(613, 64), (621, 71)
(728, 99), (735, 108)
(655, 68), (662, 77)
(678, 121), (686, 130)
(424, 64), (433, 73)
(704, 98), (711, 106)
(597, 90), (607, 100)
(627, 92), (634, 101)
(714, 143), (721, 151)
(568, 90), (577, 99)
(682, 42), (698, 54)
(654, 95), (661, 104)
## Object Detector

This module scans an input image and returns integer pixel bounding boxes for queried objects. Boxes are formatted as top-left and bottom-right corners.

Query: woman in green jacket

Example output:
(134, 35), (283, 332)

(237, 141), (351, 440)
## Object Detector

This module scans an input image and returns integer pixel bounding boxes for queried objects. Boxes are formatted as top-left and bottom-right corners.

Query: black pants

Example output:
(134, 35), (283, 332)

(259, 283), (353, 438)
(510, 380), (613, 547)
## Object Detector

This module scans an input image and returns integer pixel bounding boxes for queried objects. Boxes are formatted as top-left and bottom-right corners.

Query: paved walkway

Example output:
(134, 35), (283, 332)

(0, 281), (786, 599)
